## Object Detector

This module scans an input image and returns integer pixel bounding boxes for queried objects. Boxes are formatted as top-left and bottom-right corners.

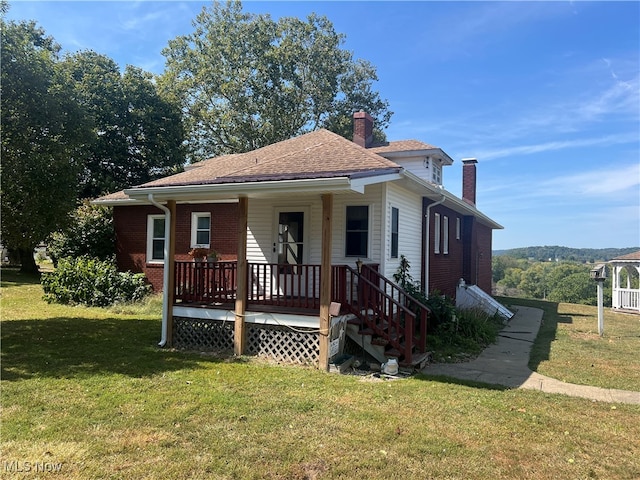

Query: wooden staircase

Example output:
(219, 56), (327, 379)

(338, 265), (431, 370)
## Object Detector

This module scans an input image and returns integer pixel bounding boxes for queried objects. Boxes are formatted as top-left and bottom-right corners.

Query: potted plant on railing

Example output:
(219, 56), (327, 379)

(206, 250), (219, 263)
(188, 247), (209, 263)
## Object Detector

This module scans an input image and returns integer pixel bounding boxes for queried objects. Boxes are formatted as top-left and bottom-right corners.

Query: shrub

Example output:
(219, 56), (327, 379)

(41, 257), (150, 307)
(393, 256), (503, 360)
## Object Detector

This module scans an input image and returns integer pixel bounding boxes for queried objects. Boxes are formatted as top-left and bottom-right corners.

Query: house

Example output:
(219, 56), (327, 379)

(608, 251), (640, 314)
(94, 112), (503, 369)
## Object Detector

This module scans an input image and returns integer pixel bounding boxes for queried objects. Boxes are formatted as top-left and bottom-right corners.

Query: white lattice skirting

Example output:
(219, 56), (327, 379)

(173, 317), (319, 364)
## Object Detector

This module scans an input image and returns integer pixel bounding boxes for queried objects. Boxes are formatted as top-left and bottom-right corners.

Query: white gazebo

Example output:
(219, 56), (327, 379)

(609, 250), (640, 314)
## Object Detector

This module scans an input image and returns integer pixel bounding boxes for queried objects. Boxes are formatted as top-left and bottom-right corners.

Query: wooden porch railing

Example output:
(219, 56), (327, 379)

(173, 261), (429, 363)
(175, 260), (238, 305)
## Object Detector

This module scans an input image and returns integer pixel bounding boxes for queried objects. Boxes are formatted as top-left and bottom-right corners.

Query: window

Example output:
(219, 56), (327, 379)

(391, 207), (399, 259)
(456, 217), (461, 240)
(432, 163), (442, 184)
(345, 205), (369, 257)
(443, 216), (449, 254)
(147, 215), (165, 262)
(434, 213), (441, 254)
(191, 212), (211, 247)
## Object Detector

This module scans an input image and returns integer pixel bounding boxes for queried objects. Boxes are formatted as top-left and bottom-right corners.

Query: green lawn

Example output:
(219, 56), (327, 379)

(2, 270), (639, 479)
(497, 296), (640, 391)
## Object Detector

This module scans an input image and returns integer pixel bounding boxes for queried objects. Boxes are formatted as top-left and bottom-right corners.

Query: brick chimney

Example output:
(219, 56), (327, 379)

(462, 158), (478, 206)
(353, 111), (374, 148)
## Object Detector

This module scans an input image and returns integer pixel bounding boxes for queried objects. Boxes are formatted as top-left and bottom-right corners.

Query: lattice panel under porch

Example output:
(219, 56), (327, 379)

(247, 324), (319, 364)
(173, 316), (234, 351)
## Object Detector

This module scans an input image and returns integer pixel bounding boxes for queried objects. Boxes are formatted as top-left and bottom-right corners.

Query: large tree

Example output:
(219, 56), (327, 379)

(160, 0), (392, 162)
(58, 51), (186, 198)
(0, 20), (87, 273)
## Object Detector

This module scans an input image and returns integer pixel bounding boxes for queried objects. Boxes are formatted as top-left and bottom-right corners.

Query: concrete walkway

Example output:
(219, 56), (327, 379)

(422, 305), (640, 405)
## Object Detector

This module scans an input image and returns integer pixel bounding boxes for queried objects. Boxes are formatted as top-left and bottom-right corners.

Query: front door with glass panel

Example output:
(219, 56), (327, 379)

(275, 210), (305, 297)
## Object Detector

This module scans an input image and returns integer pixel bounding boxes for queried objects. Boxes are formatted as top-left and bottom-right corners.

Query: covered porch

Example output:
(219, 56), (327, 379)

(169, 259), (429, 367)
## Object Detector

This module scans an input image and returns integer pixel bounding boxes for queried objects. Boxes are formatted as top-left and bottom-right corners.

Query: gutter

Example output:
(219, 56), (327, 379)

(147, 193), (170, 347)
(424, 191), (446, 294)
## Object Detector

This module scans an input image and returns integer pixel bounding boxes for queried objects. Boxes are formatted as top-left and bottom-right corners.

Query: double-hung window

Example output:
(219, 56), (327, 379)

(345, 205), (369, 257)
(390, 207), (399, 259)
(147, 215), (166, 263)
(443, 216), (449, 255)
(434, 213), (441, 254)
(191, 212), (211, 247)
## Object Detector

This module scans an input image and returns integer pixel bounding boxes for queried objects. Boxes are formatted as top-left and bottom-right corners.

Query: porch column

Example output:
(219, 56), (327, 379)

(234, 196), (249, 355)
(319, 193), (333, 371)
(166, 200), (177, 347)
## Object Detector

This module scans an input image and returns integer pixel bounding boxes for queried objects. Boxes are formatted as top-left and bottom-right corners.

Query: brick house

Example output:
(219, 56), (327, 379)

(94, 112), (502, 369)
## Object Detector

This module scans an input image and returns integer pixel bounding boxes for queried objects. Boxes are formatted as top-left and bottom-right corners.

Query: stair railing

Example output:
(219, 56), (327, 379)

(341, 264), (430, 364)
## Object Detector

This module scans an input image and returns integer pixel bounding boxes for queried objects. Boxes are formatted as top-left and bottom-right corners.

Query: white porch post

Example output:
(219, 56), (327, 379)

(596, 278), (605, 336)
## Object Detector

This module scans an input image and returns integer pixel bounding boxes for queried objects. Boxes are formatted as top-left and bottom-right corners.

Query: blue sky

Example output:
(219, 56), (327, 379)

(6, 1), (640, 250)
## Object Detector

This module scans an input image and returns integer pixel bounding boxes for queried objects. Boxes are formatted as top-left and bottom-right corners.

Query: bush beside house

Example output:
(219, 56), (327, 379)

(42, 257), (150, 307)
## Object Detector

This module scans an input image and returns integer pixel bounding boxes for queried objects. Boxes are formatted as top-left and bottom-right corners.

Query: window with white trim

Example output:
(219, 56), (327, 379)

(432, 163), (442, 184)
(391, 207), (399, 259)
(345, 205), (369, 257)
(191, 212), (211, 248)
(443, 215), (449, 254)
(147, 215), (165, 263)
(456, 217), (461, 240)
(434, 213), (441, 254)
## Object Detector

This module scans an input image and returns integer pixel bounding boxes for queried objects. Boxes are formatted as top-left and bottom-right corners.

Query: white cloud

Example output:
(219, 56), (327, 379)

(475, 132), (639, 161)
(541, 163), (640, 196)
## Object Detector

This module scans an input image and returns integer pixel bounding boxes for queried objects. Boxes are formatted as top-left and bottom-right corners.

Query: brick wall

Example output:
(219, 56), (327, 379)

(113, 203), (239, 292)
(425, 203), (465, 298)
(423, 201), (494, 298)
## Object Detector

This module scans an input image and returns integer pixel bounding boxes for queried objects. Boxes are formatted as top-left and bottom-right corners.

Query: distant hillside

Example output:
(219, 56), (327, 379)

(493, 246), (639, 263)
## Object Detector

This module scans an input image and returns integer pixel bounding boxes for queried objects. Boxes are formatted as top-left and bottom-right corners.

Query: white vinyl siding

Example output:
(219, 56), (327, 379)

(384, 183), (423, 281)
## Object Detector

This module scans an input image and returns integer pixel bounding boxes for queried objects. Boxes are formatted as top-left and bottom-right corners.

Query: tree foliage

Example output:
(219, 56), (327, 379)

(47, 202), (115, 265)
(0, 20), (87, 272)
(494, 246), (639, 263)
(494, 257), (611, 306)
(58, 51), (185, 198)
(160, 0), (392, 162)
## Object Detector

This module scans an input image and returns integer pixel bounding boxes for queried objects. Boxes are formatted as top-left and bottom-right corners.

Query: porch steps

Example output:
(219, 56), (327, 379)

(345, 322), (428, 370)
(345, 322), (387, 364)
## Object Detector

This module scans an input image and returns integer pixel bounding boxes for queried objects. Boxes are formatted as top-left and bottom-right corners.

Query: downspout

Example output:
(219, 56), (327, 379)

(148, 193), (170, 347)
(424, 192), (446, 295)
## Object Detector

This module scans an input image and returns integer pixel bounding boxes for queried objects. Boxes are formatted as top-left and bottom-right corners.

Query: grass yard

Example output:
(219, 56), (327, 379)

(2, 270), (639, 479)
(497, 297), (640, 391)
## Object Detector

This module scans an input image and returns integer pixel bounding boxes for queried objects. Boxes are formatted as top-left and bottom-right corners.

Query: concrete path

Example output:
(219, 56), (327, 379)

(422, 305), (640, 405)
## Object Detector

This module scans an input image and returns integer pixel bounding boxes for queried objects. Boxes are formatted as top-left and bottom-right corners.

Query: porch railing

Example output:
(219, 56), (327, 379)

(175, 260), (238, 305)
(613, 288), (640, 310)
(173, 260), (429, 363)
